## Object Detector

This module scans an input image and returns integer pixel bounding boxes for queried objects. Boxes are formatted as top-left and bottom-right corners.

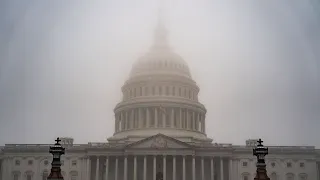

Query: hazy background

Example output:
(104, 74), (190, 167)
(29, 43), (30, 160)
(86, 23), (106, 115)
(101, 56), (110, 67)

(0, 0), (319, 147)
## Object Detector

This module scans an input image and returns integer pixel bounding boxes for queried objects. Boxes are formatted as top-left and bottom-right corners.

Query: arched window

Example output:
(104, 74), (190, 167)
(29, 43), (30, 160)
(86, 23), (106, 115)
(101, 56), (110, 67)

(242, 173), (250, 180)
(12, 171), (20, 180)
(70, 171), (78, 180)
(25, 171), (34, 180)
(299, 173), (307, 180)
(42, 170), (49, 180)
(270, 172), (277, 180)
(286, 173), (295, 180)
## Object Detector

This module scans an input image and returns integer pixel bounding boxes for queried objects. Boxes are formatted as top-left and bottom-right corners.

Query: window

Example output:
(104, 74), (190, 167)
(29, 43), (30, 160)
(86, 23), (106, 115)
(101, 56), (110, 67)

(242, 162), (248, 167)
(72, 160), (77, 166)
(270, 173), (277, 180)
(172, 87), (175, 96)
(13, 173), (19, 180)
(286, 173), (294, 180)
(287, 162), (292, 168)
(70, 171), (78, 180)
(28, 160), (33, 165)
(166, 86), (169, 95)
(15, 160), (20, 166)
(299, 162), (305, 168)
(271, 162), (276, 168)
(42, 171), (49, 180)
(299, 173), (307, 180)
(243, 176), (249, 180)
(27, 174), (32, 180)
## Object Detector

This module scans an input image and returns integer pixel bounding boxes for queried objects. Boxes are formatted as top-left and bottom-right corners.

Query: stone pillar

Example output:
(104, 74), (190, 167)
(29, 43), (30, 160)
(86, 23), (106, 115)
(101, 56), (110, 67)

(197, 113), (200, 131)
(153, 156), (157, 180)
(155, 108), (158, 127)
(220, 158), (224, 180)
(131, 109), (134, 129)
(124, 156), (127, 180)
(211, 157), (214, 180)
(171, 108), (175, 128)
(173, 156), (176, 180)
(203, 114), (206, 133)
(193, 111), (195, 130)
(96, 157), (100, 180)
(121, 113), (124, 130)
(125, 111), (128, 129)
(192, 156), (196, 180)
(105, 157), (109, 180)
(163, 156), (167, 180)
(146, 108), (150, 128)
(201, 157), (204, 180)
(163, 109), (166, 127)
(87, 156), (91, 180)
(143, 156), (147, 180)
(179, 108), (182, 128)
(115, 157), (118, 180)
(229, 158), (232, 180)
(134, 156), (137, 180)
(183, 156), (186, 180)
(186, 110), (189, 129)
(138, 108), (142, 128)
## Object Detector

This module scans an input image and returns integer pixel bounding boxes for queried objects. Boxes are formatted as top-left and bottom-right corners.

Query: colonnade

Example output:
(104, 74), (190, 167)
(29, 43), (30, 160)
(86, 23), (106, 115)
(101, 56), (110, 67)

(115, 107), (205, 133)
(88, 155), (233, 180)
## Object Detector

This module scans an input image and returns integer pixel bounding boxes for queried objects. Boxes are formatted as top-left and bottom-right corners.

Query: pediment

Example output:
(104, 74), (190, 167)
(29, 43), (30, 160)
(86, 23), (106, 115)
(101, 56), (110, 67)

(126, 134), (193, 149)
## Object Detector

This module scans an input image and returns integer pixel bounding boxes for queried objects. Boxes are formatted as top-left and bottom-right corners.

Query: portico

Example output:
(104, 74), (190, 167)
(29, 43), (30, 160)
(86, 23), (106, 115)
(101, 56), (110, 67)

(86, 134), (233, 180)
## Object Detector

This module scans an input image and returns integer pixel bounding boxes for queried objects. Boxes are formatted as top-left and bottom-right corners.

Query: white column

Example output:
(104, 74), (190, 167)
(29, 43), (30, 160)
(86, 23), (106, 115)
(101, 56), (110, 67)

(87, 157), (91, 180)
(171, 108), (174, 128)
(155, 108), (158, 127)
(96, 157), (100, 180)
(138, 108), (142, 128)
(115, 157), (118, 180)
(193, 111), (195, 130)
(163, 109), (166, 127)
(197, 113), (200, 131)
(134, 156), (137, 180)
(146, 108), (150, 127)
(220, 158), (224, 180)
(105, 157), (109, 180)
(183, 156), (186, 180)
(163, 156), (167, 180)
(153, 156), (157, 180)
(125, 111), (128, 129)
(143, 156), (147, 180)
(201, 157), (204, 180)
(211, 157), (214, 180)
(131, 109), (134, 128)
(173, 156), (176, 180)
(124, 156), (127, 180)
(120, 113), (124, 130)
(192, 156), (196, 180)
(179, 108), (182, 128)
(229, 158), (232, 180)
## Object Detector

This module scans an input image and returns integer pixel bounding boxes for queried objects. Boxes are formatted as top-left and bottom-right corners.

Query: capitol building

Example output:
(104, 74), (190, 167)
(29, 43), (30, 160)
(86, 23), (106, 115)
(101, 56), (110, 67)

(1, 12), (320, 180)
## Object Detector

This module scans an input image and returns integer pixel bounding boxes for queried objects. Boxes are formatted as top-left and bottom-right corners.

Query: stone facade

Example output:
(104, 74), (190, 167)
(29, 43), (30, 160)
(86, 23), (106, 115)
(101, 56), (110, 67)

(0, 12), (319, 180)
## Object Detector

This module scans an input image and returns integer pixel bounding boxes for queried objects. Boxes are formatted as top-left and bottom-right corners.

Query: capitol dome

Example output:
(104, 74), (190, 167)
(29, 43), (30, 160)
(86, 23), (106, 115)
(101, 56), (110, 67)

(108, 14), (211, 144)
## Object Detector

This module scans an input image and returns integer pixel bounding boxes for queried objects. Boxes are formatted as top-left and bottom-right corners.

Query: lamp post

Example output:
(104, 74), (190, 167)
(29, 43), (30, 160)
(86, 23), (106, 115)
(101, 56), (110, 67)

(253, 139), (270, 180)
(47, 137), (65, 180)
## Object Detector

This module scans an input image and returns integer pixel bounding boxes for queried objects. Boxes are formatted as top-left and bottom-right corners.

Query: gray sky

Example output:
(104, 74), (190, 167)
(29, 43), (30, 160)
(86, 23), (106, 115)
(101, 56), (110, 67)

(0, 0), (320, 147)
